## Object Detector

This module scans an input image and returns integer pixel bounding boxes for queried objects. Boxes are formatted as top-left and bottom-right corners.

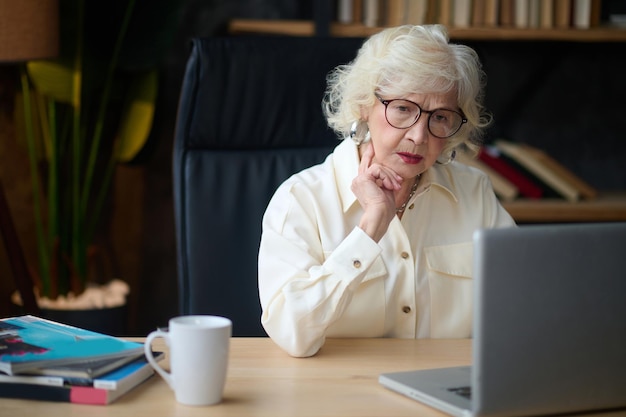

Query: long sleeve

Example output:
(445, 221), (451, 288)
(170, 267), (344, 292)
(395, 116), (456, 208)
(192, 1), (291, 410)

(258, 178), (382, 357)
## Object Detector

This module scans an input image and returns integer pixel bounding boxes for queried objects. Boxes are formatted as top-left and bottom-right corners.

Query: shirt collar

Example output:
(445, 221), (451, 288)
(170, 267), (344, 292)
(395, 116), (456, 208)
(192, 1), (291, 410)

(333, 139), (360, 213)
(332, 139), (459, 213)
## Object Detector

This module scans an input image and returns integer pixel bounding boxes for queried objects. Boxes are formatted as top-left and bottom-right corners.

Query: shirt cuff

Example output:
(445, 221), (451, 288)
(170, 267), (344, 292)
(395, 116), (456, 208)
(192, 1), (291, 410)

(323, 226), (382, 280)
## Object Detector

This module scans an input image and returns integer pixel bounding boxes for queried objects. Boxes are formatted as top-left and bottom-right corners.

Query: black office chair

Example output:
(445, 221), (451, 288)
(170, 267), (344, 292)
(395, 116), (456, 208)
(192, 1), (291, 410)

(172, 36), (363, 336)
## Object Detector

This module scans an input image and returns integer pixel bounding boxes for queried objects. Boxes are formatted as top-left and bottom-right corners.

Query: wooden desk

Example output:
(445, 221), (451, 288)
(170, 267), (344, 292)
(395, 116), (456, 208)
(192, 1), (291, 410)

(1, 338), (625, 417)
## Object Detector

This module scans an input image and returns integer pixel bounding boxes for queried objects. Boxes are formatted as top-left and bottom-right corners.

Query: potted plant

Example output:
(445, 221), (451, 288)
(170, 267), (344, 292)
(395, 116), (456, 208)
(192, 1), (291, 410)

(12, 0), (181, 333)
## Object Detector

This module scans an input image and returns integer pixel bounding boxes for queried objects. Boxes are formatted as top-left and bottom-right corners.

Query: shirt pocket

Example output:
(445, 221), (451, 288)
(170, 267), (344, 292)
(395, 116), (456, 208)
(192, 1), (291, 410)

(424, 242), (473, 338)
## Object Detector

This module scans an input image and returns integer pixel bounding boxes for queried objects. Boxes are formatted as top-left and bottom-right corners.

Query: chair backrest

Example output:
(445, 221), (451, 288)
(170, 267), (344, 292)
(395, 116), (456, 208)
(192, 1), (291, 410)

(172, 36), (363, 335)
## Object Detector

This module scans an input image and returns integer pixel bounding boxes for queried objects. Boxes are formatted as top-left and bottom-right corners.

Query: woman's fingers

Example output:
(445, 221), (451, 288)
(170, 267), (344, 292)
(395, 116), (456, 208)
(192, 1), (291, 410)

(353, 142), (403, 241)
(369, 165), (402, 191)
(358, 142), (402, 190)
(358, 142), (375, 174)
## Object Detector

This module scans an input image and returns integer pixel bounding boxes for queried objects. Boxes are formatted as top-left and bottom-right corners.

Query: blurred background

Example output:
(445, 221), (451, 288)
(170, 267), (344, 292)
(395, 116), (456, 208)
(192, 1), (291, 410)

(1, 0), (624, 335)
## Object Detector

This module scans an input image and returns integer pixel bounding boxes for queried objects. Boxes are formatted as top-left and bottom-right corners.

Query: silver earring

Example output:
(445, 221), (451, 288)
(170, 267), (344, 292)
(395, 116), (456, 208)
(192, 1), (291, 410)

(349, 121), (358, 142)
(436, 149), (457, 165)
(350, 121), (370, 145)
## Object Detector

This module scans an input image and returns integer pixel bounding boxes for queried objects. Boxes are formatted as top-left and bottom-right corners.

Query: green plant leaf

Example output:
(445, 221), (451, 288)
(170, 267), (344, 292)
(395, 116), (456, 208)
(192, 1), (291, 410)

(115, 70), (157, 163)
(26, 61), (78, 106)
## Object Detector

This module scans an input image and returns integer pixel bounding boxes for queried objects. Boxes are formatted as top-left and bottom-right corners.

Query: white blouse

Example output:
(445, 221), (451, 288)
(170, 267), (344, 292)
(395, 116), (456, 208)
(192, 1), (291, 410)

(258, 139), (516, 357)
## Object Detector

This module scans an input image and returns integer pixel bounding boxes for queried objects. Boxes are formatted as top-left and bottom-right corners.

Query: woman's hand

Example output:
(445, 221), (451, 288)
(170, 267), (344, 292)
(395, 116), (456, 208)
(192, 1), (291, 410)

(351, 142), (403, 242)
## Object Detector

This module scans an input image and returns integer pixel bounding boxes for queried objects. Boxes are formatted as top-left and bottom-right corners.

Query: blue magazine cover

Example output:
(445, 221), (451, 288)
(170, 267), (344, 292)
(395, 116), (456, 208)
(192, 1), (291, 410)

(0, 315), (143, 375)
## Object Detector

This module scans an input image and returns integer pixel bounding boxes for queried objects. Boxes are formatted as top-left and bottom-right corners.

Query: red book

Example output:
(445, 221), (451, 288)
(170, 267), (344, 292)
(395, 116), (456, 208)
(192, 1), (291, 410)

(478, 146), (544, 199)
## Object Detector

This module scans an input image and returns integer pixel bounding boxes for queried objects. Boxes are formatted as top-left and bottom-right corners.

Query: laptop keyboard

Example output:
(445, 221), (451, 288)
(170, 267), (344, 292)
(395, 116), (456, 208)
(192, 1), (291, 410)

(448, 386), (472, 399)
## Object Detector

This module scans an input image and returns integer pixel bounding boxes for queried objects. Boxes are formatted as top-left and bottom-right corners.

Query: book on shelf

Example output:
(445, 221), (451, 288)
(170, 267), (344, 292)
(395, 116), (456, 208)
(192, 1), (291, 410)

(453, 0), (472, 27)
(337, 0), (354, 24)
(499, 0), (515, 27)
(494, 140), (591, 202)
(478, 145), (544, 199)
(514, 0), (530, 28)
(332, 0), (605, 31)
(352, 0), (363, 24)
(555, 0), (573, 28)
(590, 0), (602, 27)
(406, 0), (428, 25)
(509, 141), (598, 200)
(528, 0), (541, 28)
(455, 148), (520, 202)
(495, 149), (562, 199)
(363, 0), (381, 27)
(0, 315), (143, 375)
(573, 0), (591, 28)
(385, 0), (406, 26)
(484, 0), (500, 27)
(573, 0), (603, 28)
(425, 0), (439, 24)
(438, 0), (453, 25)
(0, 353), (164, 405)
(540, 0), (555, 28)
(472, 0), (486, 26)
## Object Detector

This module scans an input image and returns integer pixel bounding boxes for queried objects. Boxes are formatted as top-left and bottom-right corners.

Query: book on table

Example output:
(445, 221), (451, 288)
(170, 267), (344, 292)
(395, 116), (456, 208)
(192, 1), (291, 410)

(23, 352), (145, 379)
(0, 352), (165, 405)
(0, 315), (143, 375)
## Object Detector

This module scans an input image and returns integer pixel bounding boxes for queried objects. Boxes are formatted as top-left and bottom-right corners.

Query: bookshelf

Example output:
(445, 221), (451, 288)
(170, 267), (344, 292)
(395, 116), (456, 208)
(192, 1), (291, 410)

(228, 20), (626, 42)
(226, 4), (626, 223)
(229, 0), (626, 41)
(502, 193), (626, 223)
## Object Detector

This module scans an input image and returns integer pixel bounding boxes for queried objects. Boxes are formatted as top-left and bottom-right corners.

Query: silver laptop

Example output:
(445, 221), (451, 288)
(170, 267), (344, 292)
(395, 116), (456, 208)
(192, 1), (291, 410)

(380, 222), (626, 417)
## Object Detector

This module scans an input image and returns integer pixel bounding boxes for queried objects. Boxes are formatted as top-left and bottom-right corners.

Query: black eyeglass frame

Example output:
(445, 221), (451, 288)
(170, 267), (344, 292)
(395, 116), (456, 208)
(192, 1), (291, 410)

(376, 95), (468, 139)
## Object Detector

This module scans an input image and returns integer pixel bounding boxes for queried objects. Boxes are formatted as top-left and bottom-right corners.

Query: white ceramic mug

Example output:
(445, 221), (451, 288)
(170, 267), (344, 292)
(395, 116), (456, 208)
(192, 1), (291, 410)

(144, 315), (232, 406)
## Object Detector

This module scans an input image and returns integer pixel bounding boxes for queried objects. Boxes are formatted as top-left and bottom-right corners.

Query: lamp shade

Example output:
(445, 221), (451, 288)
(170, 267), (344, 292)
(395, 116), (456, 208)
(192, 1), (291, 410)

(0, 0), (59, 62)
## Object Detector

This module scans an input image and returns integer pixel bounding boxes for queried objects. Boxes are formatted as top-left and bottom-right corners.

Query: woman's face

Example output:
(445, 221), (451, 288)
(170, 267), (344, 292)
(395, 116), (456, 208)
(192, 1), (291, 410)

(364, 91), (459, 180)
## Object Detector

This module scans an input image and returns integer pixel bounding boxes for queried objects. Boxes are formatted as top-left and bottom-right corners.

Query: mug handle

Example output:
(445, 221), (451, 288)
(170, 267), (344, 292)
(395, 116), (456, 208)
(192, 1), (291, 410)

(145, 330), (174, 390)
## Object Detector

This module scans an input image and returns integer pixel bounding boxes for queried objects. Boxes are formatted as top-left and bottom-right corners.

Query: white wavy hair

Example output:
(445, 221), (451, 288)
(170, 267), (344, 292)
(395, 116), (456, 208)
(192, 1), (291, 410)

(322, 24), (491, 157)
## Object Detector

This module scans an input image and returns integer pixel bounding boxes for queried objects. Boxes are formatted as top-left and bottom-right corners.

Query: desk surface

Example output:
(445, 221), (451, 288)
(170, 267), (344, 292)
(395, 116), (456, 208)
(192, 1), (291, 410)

(2, 338), (625, 417)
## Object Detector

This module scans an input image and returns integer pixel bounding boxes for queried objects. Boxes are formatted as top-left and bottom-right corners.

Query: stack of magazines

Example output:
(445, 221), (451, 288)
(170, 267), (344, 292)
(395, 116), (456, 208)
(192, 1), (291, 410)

(0, 315), (163, 405)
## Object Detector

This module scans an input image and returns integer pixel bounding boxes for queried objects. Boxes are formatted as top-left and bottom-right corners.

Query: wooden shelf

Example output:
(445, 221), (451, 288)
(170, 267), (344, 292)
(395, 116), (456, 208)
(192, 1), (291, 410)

(502, 193), (626, 223)
(228, 19), (626, 42)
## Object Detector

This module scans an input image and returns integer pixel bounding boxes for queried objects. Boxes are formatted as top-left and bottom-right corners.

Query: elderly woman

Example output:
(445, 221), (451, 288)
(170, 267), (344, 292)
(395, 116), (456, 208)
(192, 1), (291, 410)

(258, 25), (516, 357)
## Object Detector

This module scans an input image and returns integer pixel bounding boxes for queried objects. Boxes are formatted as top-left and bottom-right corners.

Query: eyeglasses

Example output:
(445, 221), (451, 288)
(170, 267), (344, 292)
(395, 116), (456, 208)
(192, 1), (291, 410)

(376, 96), (467, 139)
